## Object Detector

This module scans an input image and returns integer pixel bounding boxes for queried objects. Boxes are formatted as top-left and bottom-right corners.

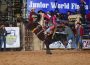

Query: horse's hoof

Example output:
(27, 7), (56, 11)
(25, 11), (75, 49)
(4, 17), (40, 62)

(46, 52), (52, 54)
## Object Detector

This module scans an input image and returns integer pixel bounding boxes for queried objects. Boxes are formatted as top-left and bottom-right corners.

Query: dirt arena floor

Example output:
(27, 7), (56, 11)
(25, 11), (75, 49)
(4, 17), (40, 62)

(0, 50), (90, 65)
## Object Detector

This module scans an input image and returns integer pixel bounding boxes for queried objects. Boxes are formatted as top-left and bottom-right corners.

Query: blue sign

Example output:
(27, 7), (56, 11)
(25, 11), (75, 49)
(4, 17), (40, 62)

(27, 0), (89, 14)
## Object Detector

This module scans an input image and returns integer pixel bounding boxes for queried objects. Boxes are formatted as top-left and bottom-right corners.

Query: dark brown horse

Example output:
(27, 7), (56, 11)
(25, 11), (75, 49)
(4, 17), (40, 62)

(26, 22), (67, 54)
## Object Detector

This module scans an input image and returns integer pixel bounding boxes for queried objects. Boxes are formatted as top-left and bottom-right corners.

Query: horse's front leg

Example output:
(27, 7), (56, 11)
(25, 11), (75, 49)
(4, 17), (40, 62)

(44, 40), (52, 54)
(46, 43), (52, 54)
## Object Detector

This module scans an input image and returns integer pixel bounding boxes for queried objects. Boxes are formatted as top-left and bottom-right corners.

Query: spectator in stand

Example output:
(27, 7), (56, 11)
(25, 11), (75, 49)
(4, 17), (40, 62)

(59, 13), (65, 20)
(56, 13), (60, 24)
(65, 11), (71, 20)
(79, 0), (86, 23)
(86, 11), (90, 21)
(28, 8), (37, 23)
(75, 22), (84, 50)
(27, 8), (39, 31)
(64, 23), (76, 49)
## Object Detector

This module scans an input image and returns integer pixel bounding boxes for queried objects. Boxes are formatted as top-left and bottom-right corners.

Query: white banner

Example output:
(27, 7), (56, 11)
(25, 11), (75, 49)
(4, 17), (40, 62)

(49, 39), (90, 49)
(2, 27), (20, 48)
(49, 40), (72, 49)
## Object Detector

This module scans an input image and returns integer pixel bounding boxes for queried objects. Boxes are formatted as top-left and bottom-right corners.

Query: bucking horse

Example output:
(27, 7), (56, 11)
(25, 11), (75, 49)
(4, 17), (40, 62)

(26, 22), (68, 54)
